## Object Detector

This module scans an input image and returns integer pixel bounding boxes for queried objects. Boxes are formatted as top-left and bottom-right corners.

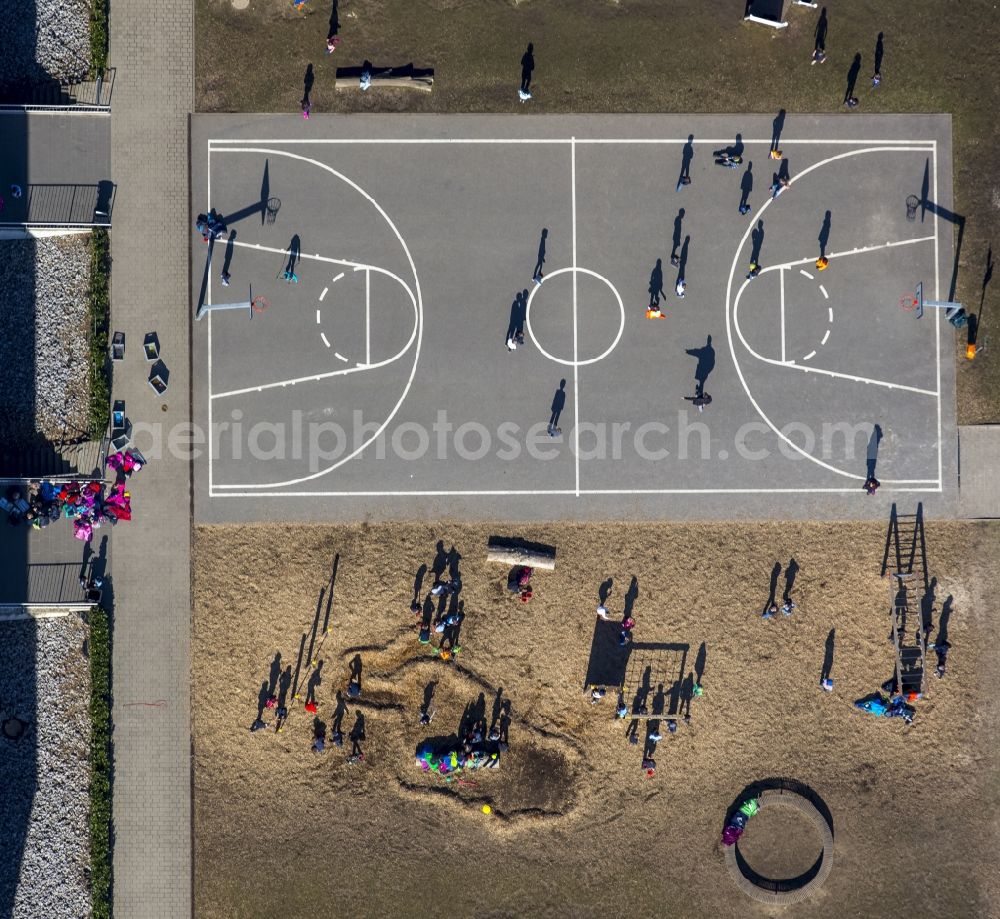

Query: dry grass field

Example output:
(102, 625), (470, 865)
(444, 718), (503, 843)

(193, 518), (1000, 918)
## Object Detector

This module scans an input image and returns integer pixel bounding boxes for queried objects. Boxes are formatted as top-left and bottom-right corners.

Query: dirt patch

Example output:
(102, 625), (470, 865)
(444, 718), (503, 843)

(193, 519), (1000, 918)
(737, 804), (824, 880)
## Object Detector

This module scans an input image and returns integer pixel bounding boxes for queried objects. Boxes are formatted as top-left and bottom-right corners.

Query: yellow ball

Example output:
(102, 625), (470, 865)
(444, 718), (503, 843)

(481, 805), (492, 815)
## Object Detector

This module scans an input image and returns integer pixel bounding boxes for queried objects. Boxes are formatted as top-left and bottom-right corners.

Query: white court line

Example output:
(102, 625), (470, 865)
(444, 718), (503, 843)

(820, 285), (829, 300)
(828, 307), (833, 322)
(207, 142), (214, 492)
(799, 269), (814, 280)
(724, 145), (943, 484)
(320, 333), (331, 348)
(571, 137), (580, 497)
(209, 146), (425, 489)
(210, 138), (936, 147)
(365, 268), (371, 366)
(211, 485), (941, 498)
(315, 309), (321, 323)
(780, 268), (786, 363)
(933, 140), (942, 484)
(332, 271), (345, 283)
(770, 235), (934, 273)
(803, 350), (817, 361)
(335, 352), (348, 362)
(319, 288), (327, 302)
(821, 330), (830, 345)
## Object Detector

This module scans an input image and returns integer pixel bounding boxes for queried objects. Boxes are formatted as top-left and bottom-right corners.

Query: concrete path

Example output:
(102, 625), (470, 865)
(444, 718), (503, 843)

(108, 1), (193, 916)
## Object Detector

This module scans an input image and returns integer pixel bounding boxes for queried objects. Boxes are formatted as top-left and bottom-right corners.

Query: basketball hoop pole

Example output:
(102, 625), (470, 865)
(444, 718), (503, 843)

(911, 280), (964, 323)
(196, 285), (254, 321)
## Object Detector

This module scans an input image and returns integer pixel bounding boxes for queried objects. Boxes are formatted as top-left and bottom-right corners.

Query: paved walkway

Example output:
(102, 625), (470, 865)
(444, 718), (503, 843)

(108, 1), (193, 916)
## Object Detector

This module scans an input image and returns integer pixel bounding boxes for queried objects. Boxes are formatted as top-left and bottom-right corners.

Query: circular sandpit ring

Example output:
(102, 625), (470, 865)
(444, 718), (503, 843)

(724, 789), (834, 905)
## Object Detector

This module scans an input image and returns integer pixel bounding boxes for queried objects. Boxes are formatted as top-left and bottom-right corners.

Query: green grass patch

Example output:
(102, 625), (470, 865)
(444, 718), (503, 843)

(88, 228), (111, 440)
(88, 605), (113, 919)
(90, 0), (109, 75)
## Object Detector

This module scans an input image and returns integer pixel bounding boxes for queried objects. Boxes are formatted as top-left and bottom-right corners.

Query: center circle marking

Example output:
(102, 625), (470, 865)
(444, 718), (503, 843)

(524, 266), (626, 367)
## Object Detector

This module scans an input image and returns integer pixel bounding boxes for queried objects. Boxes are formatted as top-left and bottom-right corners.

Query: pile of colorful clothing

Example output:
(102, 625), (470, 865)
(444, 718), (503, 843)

(721, 796), (760, 847)
(0, 448), (145, 539)
(416, 740), (501, 777)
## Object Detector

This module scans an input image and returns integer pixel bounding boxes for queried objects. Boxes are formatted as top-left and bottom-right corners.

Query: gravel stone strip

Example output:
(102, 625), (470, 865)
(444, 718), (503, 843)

(0, 0), (91, 90)
(0, 236), (91, 445)
(0, 615), (92, 918)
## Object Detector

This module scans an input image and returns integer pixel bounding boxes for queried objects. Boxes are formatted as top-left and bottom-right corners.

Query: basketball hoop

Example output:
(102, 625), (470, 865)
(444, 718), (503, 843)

(251, 295), (270, 315)
(265, 197), (281, 225)
(905, 195), (920, 221)
(899, 292), (919, 312)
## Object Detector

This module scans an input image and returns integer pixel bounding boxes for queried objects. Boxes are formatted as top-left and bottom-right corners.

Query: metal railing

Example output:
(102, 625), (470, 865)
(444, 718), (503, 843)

(0, 68), (115, 112)
(0, 182), (115, 227)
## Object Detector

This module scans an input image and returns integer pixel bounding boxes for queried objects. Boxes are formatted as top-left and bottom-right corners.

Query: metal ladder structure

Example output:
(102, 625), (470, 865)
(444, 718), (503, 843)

(883, 504), (930, 698)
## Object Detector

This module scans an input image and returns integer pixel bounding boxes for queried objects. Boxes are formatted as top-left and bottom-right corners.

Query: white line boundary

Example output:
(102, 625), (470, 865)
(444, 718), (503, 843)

(571, 137), (580, 497)
(210, 486), (943, 498)
(209, 138), (937, 147)
(203, 137), (947, 498)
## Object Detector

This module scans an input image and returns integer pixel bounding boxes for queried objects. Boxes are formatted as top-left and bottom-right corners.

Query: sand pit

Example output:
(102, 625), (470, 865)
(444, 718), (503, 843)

(193, 519), (1000, 919)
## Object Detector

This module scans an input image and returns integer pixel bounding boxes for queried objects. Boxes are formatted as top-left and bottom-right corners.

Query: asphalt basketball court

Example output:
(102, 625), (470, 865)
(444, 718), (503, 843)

(189, 114), (956, 522)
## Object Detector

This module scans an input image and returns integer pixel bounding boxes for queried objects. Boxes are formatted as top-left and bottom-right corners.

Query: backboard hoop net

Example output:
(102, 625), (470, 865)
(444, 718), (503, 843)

(251, 294), (270, 315)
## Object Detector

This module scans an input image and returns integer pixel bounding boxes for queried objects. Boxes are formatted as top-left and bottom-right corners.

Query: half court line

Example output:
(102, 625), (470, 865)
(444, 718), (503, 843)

(571, 136), (580, 497)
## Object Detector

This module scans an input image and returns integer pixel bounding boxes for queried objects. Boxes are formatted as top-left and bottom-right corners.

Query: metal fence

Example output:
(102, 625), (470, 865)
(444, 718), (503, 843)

(0, 68), (115, 112)
(0, 182), (115, 227)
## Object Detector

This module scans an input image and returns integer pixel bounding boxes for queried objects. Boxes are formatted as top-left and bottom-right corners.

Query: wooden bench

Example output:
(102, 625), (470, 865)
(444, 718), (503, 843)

(335, 63), (434, 92)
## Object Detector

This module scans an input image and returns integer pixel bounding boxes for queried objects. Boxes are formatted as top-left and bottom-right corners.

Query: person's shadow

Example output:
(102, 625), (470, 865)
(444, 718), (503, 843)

(677, 134), (694, 188)
(713, 133), (743, 159)
(874, 31), (884, 75)
(623, 575), (639, 618)
(520, 43), (535, 93)
(866, 423), (883, 477)
(331, 690), (347, 735)
(286, 234), (301, 275)
(677, 236), (690, 283)
(820, 628), (835, 684)
(349, 711), (366, 756)
(685, 335), (715, 399)
(750, 220), (765, 265)
(303, 63), (314, 106)
(532, 228), (547, 281)
(277, 666), (292, 709)
(783, 557), (799, 601)
(818, 211), (831, 260)
(305, 660), (323, 705)
(671, 208), (685, 264)
(648, 258), (665, 307)
(771, 109), (785, 154)
(844, 53), (862, 103)
(766, 560), (782, 610)
(694, 642), (707, 687)
(222, 230), (236, 279)
(548, 379), (566, 433)
(739, 162), (753, 211)
(328, 0), (340, 39)
(815, 7), (828, 52)
(506, 289), (527, 344)
(267, 652), (282, 698)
